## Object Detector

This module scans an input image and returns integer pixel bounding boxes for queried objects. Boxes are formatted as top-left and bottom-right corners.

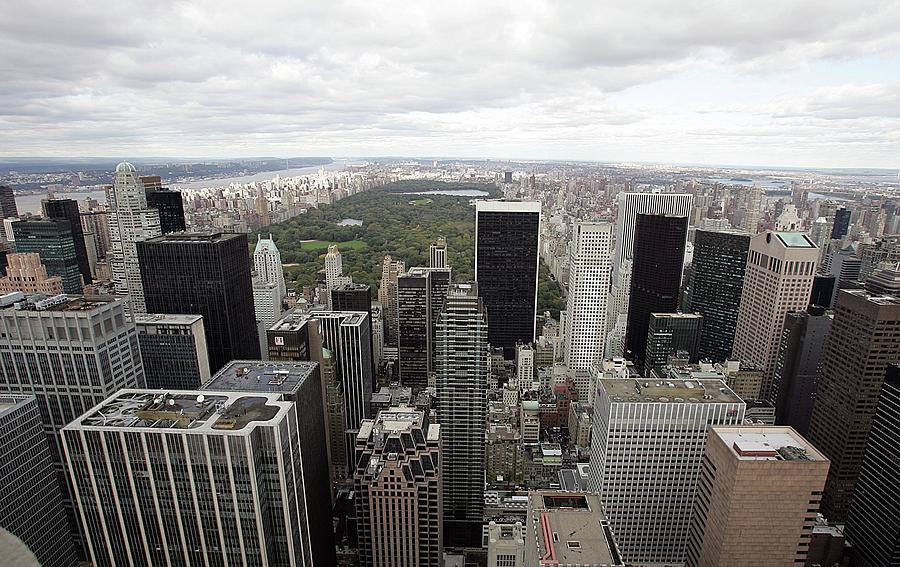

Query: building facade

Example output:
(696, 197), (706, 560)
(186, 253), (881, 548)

(643, 312), (703, 374)
(563, 221), (612, 371)
(0, 253), (64, 295)
(397, 268), (432, 389)
(12, 219), (83, 294)
(41, 199), (92, 285)
(134, 314), (210, 390)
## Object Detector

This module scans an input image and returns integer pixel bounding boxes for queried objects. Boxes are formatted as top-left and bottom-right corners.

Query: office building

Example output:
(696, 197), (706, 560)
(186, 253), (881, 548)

(325, 245), (351, 304)
(810, 274), (836, 308)
(823, 246), (862, 307)
(378, 255), (406, 347)
(12, 220), (83, 293)
(107, 162), (162, 313)
(138, 232), (260, 373)
(515, 342), (534, 390)
(563, 221), (612, 370)
(523, 492), (623, 567)
(643, 312), (703, 374)
(0, 253), (64, 295)
(0, 185), (17, 218)
(430, 236), (448, 269)
(741, 185), (762, 234)
(254, 234), (287, 297)
(486, 522), (525, 567)
(80, 210), (110, 262)
(475, 200), (540, 358)
(0, 395), (75, 567)
(435, 283), (489, 546)
(134, 314), (210, 390)
(686, 427), (829, 567)
(253, 279), (284, 335)
(332, 282), (375, 383)
(625, 214), (688, 374)
(141, 178), (186, 234)
(62, 389), (329, 567)
(354, 407), (442, 567)
(831, 207), (851, 239)
(686, 228), (750, 363)
(589, 378), (745, 564)
(845, 364), (900, 567)
(398, 268), (432, 389)
(732, 232), (819, 401)
(772, 306), (832, 436)
(41, 199), (91, 285)
(807, 273), (900, 521)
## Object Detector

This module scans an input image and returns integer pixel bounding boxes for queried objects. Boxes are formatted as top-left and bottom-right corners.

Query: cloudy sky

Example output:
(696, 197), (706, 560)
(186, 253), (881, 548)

(2, 0), (899, 168)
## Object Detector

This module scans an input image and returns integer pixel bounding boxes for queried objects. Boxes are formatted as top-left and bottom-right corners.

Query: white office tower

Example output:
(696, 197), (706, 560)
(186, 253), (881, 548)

(430, 236), (448, 269)
(254, 233), (287, 298)
(106, 162), (161, 313)
(435, 283), (489, 547)
(564, 222), (612, 370)
(589, 378), (745, 564)
(62, 390), (324, 567)
(732, 232), (818, 401)
(253, 279), (283, 358)
(324, 245), (351, 307)
(741, 185), (763, 234)
(515, 342), (535, 390)
(606, 192), (692, 353)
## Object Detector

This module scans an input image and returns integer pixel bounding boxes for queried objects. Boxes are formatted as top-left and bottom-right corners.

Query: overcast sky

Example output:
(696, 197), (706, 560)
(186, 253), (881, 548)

(1, 0), (899, 168)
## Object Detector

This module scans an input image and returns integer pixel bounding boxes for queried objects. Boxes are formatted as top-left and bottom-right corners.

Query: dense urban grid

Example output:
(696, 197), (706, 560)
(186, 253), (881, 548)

(1, 156), (899, 567)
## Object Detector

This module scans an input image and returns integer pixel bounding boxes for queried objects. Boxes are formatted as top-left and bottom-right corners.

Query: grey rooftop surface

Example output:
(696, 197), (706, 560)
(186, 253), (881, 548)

(600, 378), (743, 404)
(527, 492), (623, 566)
(203, 360), (318, 395)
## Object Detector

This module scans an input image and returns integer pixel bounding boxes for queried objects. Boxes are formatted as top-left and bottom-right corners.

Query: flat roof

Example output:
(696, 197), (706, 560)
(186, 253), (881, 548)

(144, 232), (243, 243)
(774, 232), (816, 248)
(476, 200), (541, 213)
(67, 390), (290, 433)
(0, 293), (119, 313)
(203, 360), (317, 395)
(526, 492), (623, 566)
(135, 314), (203, 325)
(713, 426), (827, 462)
(600, 378), (743, 404)
(0, 395), (33, 416)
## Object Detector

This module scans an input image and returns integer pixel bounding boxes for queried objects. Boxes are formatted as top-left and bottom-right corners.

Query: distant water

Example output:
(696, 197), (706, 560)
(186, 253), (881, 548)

(401, 189), (490, 197)
(16, 190), (107, 215)
(808, 192), (853, 202)
(173, 160), (357, 190)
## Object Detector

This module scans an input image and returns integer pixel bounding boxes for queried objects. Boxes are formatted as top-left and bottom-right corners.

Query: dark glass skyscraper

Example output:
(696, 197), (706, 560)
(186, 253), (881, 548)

(397, 268), (431, 389)
(625, 214), (687, 372)
(831, 207), (851, 239)
(145, 187), (186, 234)
(12, 219), (83, 293)
(643, 312), (703, 374)
(686, 228), (750, 363)
(42, 198), (92, 285)
(137, 232), (260, 373)
(0, 184), (17, 218)
(475, 201), (540, 358)
(331, 282), (376, 387)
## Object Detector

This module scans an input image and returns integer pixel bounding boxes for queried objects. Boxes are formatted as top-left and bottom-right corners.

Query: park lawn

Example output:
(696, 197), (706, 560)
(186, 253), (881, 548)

(299, 239), (369, 251)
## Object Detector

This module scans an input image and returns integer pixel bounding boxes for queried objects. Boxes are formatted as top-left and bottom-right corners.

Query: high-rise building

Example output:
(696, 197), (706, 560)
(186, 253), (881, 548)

(62, 388), (331, 567)
(515, 342), (534, 390)
(398, 268), (431, 389)
(643, 312), (703, 374)
(107, 162), (162, 313)
(845, 364), (900, 567)
(324, 245), (351, 305)
(354, 407), (442, 567)
(378, 255), (405, 347)
(475, 200), (540, 358)
(741, 185), (762, 234)
(254, 234), (287, 298)
(0, 185), (18, 218)
(435, 283), (489, 546)
(486, 522), (525, 567)
(625, 214), (687, 374)
(823, 246), (862, 307)
(430, 236), (448, 269)
(253, 279), (284, 337)
(332, 282), (375, 384)
(41, 199), (91, 285)
(685, 426), (829, 567)
(12, 219), (83, 293)
(0, 294), (144, 551)
(807, 274), (900, 521)
(0, 395), (75, 567)
(732, 232), (819, 401)
(772, 306), (832, 436)
(138, 232), (260, 373)
(80, 210), (110, 262)
(141, 177), (186, 234)
(0, 253), (64, 295)
(589, 378), (745, 564)
(831, 207), (851, 239)
(134, 314), (210, 390)
(563, 221), (612, 370)
(686, 228), (750, 363)
(810, 274), (836, 308)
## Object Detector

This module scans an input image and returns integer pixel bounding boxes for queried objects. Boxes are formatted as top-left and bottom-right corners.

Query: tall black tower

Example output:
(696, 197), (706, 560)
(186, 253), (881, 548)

(625, 213), (687, 373)
(42, 198), (92, 285)
(831, 207), (851, 239)
(137, 232), (260, 373)
(0, 185), (18, 218)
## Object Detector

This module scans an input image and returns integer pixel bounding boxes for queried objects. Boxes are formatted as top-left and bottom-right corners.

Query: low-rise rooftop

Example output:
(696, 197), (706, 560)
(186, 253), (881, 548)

(134, 314), (203, 326)
(0, 292), (118, 313)
(203, 360), (318, 395)
(525, 491), (623, 566)
(600, 378), (742, 404)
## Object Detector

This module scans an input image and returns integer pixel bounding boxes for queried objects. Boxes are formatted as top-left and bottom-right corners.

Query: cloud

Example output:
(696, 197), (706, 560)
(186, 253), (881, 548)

(0, 0), (898, 167)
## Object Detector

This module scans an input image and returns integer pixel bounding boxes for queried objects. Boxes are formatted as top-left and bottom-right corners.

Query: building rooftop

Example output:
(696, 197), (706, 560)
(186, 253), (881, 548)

(476, 200), (541, 213)
(774, 231), (817, 248)
(268, 308), (368, 333)
(144, 232), (243, 244)
(842, 287), (900, 306)
(0, 395), (31, 416)
(134, 314), (203, 326)
(0, 292), (118, 313)
(600, 378), (743, 404)
(713, 426), (828, 462)
(526, 492), (623, 566)
(67, 390), (290, 433)
(203, 360), (318, 395)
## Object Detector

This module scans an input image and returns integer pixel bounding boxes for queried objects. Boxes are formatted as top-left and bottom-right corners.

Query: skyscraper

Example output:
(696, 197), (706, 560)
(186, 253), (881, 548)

(430, 236), (448, 269)
(254, 234), (287, 297)
(12, 219), (83, 293)
(625, 214), (687, 374)
(137, 232), (260, 373)
(643, 312), (703, 374)
(332, 282), (375, 384)
(324, 245), (350, 305)
(0, 395), (75, 567)
(772, 306), (832, 436)
(134, 314), (211, 390)
(354, 407), (442, 567)
(732, 232), (819, 401)
(741, 185), (762, 234)
(475, 200), (540, 358)
(63, 389), (331, 567)
(563, 221), (612, 370)
(845, 364), (900, 567)
(686, 228), (750, 363)
(0, 185), (18, 218)
(107, 162), (162, 313)
(589, 378), (745, 564)
(141, 176), (186, 234)
(378, 255), (405, 347)
(831, 207), (851, 239)
(0, 253), (64, 295)
(807, 273), (900, 521)
(398, 268), (431, 389)
(435, 283), (489, 546)
(686, 426), (829, 567)
(822, 245), (862, 307)
(42, 198), (91, 285)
